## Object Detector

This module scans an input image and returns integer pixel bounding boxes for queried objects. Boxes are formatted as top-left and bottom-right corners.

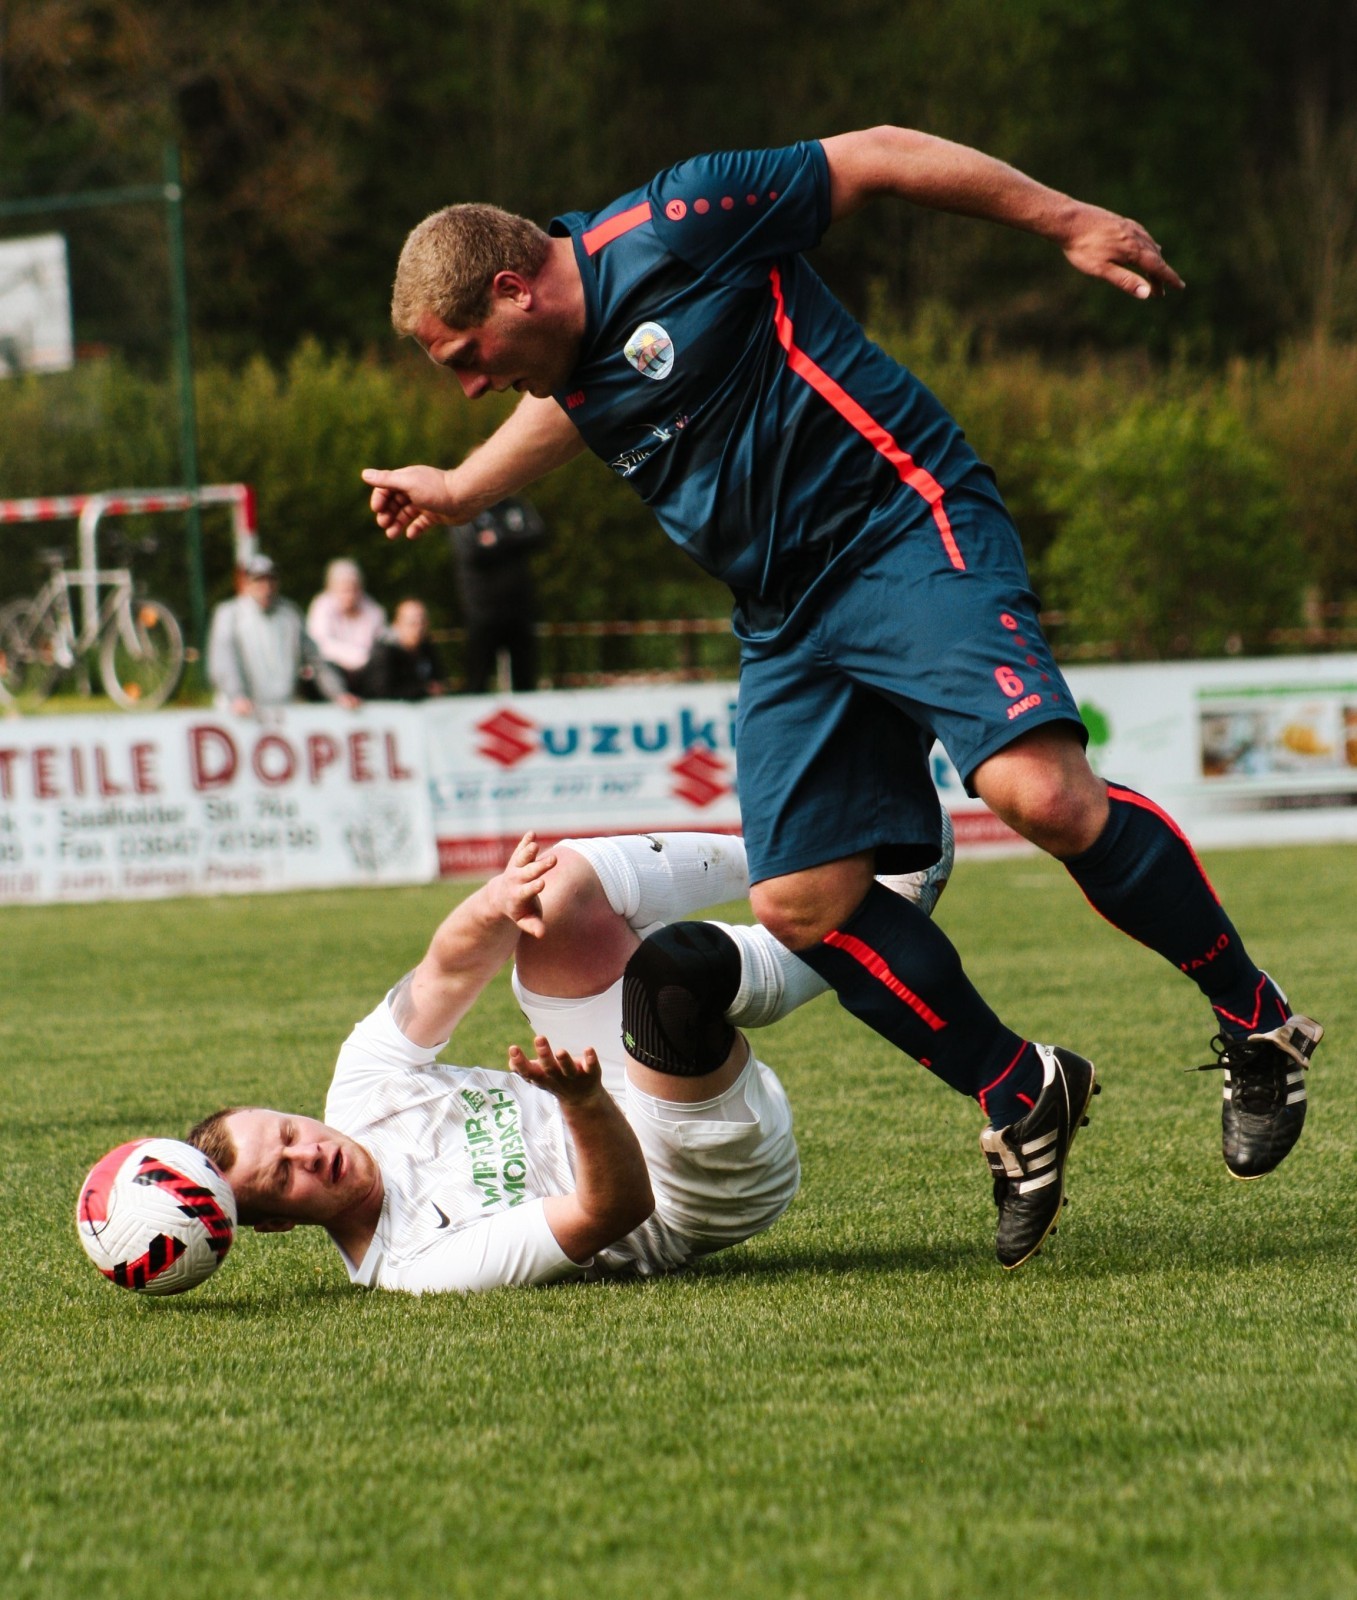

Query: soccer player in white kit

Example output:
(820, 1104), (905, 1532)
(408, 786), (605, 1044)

(189, 825), (952, 1294)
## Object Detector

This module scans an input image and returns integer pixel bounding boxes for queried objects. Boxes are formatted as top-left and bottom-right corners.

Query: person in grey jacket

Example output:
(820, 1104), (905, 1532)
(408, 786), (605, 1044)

(207, 555), (358, 715)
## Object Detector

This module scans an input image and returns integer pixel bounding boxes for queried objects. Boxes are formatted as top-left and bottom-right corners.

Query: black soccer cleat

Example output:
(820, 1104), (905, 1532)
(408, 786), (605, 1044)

(1194, 1015), (1323, 1180)
(979, 1045), (1098, 1271)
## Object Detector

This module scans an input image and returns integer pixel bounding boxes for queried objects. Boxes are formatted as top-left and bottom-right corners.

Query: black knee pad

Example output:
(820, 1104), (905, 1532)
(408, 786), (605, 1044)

(622, 921), (741, 1076)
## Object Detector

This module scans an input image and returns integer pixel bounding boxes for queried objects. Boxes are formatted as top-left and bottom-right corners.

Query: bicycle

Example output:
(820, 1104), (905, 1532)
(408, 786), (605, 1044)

(0, 544), (184, 712)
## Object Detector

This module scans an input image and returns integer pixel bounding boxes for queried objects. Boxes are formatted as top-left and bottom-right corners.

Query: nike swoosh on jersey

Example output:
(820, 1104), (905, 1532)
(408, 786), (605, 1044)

(431, 1202), (451, 1229)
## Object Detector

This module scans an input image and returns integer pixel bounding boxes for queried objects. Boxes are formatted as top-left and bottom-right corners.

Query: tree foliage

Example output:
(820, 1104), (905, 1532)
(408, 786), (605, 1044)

(3, 0), (1357, 357)
(2, 2), (1355, 658)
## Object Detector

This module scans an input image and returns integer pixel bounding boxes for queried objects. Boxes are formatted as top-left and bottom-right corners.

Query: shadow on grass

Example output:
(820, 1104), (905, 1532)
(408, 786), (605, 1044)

(683, 1204), (1357, 1285)
(127, 1204), (1357, 1314)
(682, 1239), (987, 1279)
(150, 1282), (358, 1316)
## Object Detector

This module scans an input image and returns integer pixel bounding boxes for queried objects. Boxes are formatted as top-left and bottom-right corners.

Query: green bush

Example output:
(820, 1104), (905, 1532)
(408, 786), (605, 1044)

(1040, 392), (1301, 657)
(0, 334), (1351, 659)
(0, 345), (719, 630)
(1230, 339), (1357, 601)
(871, 298), (1161, 564)
(199, 340), (725, 625)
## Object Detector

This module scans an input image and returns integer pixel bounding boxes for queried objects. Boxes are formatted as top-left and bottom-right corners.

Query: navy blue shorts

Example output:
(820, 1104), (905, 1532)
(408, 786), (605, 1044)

(735, 488), (1085, 884)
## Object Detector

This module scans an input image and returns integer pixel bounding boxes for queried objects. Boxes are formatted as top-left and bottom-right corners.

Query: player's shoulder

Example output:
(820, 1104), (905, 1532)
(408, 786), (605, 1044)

(646, 142), (827, 216)
(554, 142), (825, 241)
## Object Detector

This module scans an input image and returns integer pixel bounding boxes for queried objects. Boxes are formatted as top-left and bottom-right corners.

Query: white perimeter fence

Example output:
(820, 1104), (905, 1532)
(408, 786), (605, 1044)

(1, 656), (1355, 905)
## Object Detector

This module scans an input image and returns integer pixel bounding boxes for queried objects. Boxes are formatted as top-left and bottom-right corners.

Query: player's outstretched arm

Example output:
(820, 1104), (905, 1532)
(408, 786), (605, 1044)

(362, 394), (585, 541)
(509, 1037), (654, 1261)
(821, 126), (1184, 301)
(391, 832), (558, 1047)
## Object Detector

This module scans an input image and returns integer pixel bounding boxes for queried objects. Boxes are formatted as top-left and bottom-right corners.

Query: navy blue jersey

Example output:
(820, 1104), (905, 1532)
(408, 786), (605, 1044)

(550, 141), (1004, 649)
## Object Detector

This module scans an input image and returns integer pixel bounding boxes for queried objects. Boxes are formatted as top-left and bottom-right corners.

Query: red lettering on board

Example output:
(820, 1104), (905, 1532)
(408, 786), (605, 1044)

(188, 725), (238, 791)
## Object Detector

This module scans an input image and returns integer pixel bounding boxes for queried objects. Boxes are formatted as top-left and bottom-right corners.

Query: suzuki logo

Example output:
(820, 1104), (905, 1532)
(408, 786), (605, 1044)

(476, 708), (538, 768)
(670, 747), (730, 808)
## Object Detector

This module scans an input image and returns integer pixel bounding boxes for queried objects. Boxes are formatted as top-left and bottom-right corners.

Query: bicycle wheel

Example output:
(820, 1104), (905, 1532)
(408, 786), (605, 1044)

(0, 598), (64, 709)
(99, 598), (184, 710)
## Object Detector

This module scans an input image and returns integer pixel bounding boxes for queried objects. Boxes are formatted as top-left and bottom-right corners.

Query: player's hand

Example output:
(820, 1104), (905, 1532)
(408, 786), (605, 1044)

(362, 465), (463, 540)
(508, 1037), (604, 1103)
(487, 830), (556, 938)
(1057, 203), (1185, 300)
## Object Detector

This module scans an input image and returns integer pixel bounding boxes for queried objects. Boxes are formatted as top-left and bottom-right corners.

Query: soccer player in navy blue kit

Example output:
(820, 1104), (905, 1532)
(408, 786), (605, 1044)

(363, 127), (1323, 1269)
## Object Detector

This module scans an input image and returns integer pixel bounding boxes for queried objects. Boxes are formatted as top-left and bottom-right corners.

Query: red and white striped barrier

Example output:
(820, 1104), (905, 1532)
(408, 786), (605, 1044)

(0, 484), (257, 631)
(0, 483), (257, 562)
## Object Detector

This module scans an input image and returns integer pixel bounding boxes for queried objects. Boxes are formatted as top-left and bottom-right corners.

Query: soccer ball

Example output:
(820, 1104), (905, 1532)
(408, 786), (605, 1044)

(75, 1137), (237, 1295)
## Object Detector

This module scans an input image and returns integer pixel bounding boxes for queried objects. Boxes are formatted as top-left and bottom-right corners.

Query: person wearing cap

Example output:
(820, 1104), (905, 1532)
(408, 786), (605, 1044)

(208, 555), (359, 716)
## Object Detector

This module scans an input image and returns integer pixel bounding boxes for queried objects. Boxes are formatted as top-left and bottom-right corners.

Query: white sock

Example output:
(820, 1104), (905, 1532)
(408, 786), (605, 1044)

(711, 920), (830, 1028)
(558, 833), (749, 934)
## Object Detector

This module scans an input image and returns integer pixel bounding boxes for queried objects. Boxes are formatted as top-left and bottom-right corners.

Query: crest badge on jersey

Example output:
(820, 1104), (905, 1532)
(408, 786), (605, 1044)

(623, 322), (675, 381)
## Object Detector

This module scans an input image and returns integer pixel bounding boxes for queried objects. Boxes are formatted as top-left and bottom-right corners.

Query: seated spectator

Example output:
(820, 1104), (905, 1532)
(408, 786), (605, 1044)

(359, 598), (447, 700)
(208, 554), (359, 715)
(306, 558), (386, 691)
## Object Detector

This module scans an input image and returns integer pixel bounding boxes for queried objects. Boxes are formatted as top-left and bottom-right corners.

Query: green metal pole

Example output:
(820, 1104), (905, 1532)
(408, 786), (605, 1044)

(0, 159), (210, 670)
(163, 141), (207, 667)
(0, 184), (171, 219)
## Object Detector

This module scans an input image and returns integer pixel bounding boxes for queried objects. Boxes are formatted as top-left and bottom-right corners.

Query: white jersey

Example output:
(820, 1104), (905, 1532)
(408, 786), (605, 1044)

(324, 974), (799, 1294)
(325, 999), (584, 1293)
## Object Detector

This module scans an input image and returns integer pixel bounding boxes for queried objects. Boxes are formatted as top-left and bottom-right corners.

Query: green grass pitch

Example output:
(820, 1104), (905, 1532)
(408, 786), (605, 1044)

(2, 844), (1354, 1599)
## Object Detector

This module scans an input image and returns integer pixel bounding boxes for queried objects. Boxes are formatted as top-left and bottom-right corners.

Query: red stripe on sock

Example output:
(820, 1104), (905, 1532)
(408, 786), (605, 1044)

(1213, 972), (1285, 1033)
(977, 1041), (1029, 1118)
(1106, 784), (1221, 905)
(822, 930), (947, 1031)
(768, 267), (964, 571)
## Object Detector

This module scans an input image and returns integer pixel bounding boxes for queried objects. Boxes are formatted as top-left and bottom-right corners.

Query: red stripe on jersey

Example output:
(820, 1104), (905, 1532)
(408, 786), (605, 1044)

(768, 267), (965, 571)
(583, 202), (653, 256)
(822, 929), (947, 1031)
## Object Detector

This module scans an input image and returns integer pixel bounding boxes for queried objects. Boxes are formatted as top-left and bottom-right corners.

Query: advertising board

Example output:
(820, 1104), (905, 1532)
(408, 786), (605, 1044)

(1, 656), (1352, 904)
(0, 704), (436, 903)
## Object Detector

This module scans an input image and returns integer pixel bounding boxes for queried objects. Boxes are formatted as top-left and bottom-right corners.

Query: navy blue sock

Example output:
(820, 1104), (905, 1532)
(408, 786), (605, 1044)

(793, 881), (1042, 1125)
(1062, 782), (1288, 1037)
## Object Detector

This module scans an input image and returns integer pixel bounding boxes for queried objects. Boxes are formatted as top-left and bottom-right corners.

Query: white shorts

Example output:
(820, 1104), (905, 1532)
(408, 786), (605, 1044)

(512, 970), (800, 1271)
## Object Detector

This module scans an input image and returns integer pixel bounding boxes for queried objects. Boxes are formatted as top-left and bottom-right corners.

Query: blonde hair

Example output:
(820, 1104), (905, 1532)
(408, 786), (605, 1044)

(188, 1107), (271, 1223)
(325, 558), (363, 588)
(187, 1107), (242, 1173)
(391, 204), (551, 335)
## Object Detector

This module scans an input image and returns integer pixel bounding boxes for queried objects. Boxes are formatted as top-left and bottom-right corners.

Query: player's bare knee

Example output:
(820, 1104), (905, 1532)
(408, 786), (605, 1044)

(621, 923), (741, 1076)
(750, 857), (874, 950)
(516, 846), (637, 992)
(974, 729), (1108, 857)
(982, 766), (1107, 856)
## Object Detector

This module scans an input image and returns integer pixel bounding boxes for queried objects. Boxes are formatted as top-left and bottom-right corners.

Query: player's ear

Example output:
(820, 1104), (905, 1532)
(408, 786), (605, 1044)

(490, 270), (533, 309)
(252, 1217), (296, 1234)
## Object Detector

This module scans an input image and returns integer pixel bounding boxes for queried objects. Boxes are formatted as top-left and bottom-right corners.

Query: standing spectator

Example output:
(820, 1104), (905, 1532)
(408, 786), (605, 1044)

(451, 497), (546, 692)
(306, 558), (387, 691)
(208, 555), (358, 715)
(359, 598), (448, 700)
